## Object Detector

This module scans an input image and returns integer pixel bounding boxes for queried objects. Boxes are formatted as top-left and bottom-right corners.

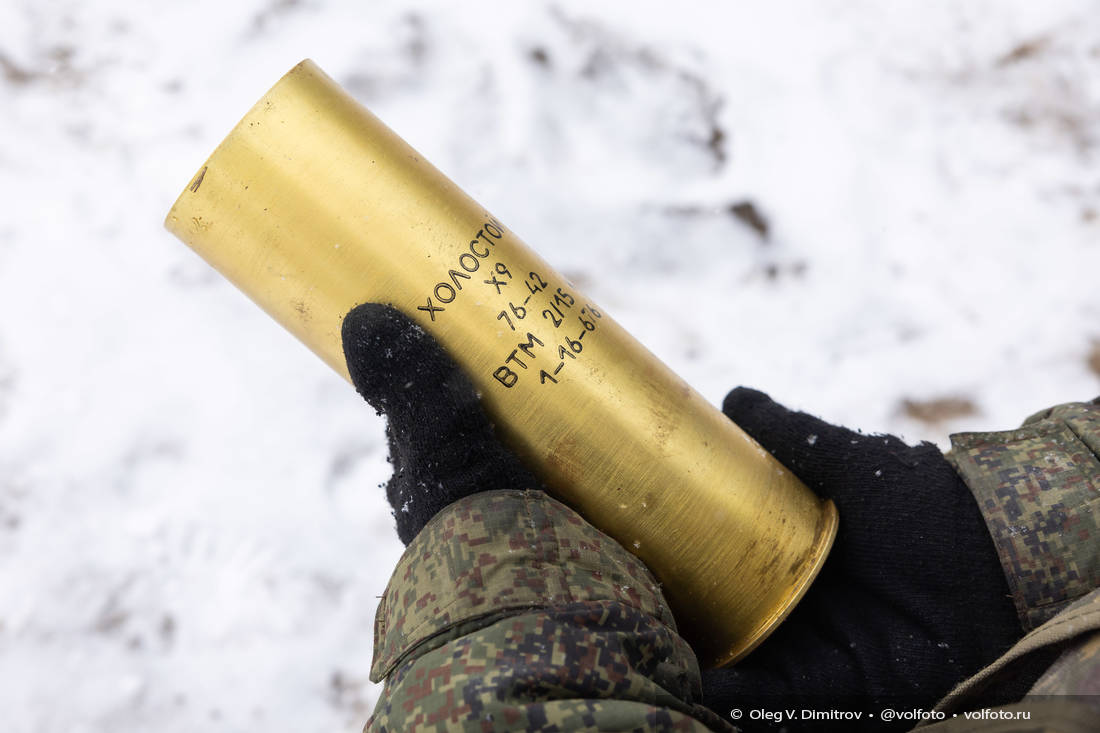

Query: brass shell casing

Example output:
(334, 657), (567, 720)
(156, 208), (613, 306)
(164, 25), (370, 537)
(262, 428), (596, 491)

(164, 59), (837, 668)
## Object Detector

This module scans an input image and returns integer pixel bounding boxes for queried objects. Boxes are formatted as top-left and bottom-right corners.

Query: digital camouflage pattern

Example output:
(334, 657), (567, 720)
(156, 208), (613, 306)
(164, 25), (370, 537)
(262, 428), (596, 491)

(366, 402), (1100, 732)
(948, 399), (1100, 631)
(366, 490), (731, 732)
(916, 398), (1100, 731)
(369, 489), (676, 680)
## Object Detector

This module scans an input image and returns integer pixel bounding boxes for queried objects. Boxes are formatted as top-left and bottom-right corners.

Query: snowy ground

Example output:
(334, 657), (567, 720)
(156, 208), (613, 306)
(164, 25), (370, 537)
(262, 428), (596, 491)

(1, 1), (1098, 731)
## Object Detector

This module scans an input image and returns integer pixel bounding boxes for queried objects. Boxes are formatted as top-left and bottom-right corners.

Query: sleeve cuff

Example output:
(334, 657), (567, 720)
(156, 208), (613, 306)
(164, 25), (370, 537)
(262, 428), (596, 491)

(948, 400), (1100, 630)
(369, 489), (677, 682)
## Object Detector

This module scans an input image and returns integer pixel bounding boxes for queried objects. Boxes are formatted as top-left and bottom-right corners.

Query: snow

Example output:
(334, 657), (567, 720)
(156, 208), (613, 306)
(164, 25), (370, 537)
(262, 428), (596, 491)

(1, 1), (1098, 730)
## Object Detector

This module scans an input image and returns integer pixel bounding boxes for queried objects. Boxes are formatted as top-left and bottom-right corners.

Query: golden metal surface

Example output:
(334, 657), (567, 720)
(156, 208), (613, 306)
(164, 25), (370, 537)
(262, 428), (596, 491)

(164, 59), (838, 667)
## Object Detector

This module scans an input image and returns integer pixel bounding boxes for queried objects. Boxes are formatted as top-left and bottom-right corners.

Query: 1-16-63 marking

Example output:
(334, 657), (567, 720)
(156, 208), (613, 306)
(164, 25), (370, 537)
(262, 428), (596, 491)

(492, 271), (602, 389)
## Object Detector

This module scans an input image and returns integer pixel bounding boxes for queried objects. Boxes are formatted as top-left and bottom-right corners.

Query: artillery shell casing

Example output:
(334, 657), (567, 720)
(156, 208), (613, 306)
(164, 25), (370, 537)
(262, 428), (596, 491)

(164, 59), (838, 667)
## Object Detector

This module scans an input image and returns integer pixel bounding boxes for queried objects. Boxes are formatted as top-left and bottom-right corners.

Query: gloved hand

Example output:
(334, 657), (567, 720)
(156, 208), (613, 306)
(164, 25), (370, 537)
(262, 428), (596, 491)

(342, 303), (1031, 727)
(341, 302), (543, 544)
(702, 388), (1028, 730)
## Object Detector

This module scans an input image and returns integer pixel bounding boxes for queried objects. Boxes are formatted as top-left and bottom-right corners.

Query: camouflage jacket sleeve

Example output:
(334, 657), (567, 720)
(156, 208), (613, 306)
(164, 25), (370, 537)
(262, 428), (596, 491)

(919, 398), (1100, 730)
(364, 490), (732, 732)
(947, 398), (1100, 631)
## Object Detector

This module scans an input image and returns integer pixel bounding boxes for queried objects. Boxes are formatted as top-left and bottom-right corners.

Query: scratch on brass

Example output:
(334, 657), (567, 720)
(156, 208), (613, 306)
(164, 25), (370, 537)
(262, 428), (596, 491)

(189, 166), (208, 193)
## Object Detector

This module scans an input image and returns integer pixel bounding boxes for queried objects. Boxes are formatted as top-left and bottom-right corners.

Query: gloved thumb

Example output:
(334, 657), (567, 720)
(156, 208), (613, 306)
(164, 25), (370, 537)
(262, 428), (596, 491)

(341, 302), (465, 418)
(341, 302), (542, 544)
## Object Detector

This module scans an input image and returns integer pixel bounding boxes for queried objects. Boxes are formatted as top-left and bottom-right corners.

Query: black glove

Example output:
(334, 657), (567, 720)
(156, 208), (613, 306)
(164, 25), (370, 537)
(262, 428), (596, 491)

(341, 303), (543, 544)
(342, 305), (1032, 724)
(702, 388), (1031, 730)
